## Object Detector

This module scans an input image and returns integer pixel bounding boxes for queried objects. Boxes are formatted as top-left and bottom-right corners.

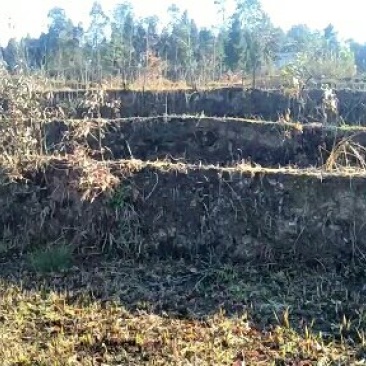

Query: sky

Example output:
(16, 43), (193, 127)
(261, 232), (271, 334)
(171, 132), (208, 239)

(0, 0), (364, 46)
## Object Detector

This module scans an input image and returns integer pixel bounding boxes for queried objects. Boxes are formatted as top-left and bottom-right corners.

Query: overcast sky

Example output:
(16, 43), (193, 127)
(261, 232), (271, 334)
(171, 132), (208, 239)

(0, 0), (363, 45)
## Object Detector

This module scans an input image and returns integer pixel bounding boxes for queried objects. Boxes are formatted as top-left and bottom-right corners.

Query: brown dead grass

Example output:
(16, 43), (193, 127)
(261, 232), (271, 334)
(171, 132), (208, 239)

(8, 154), (366, 183)
(0, 257), (365, 365)
(3, 153), (366, 209)
(324, 136), (366, 173)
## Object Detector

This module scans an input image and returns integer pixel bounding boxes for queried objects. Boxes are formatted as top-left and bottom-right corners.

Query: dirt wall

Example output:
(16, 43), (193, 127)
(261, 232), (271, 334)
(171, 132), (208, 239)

(52, 88), (366, 125)
(1, 158), (365, 266)
(44, 117), (366, 168)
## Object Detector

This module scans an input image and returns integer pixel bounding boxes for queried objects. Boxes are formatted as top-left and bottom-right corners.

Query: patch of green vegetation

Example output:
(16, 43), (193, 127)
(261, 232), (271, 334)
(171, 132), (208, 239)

(109, 184), (131, 209)
(337, 123), (366, 131)
(27, 245), (73, 273)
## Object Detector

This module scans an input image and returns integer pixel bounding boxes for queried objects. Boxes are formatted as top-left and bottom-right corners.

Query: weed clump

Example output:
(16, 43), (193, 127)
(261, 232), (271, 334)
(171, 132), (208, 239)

(28, 245), (73, 273)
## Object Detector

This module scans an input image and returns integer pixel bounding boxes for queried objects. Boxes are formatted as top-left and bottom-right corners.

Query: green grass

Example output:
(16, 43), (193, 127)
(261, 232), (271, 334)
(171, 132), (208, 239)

(27, 245), (73, 273)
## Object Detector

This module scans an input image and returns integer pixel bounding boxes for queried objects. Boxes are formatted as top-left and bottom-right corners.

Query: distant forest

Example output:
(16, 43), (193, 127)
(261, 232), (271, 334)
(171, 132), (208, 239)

(1, 0), (366, 85)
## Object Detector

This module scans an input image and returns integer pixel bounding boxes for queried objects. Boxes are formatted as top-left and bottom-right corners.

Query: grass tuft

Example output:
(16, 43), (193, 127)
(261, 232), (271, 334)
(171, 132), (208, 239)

(28, 245), (73, 273)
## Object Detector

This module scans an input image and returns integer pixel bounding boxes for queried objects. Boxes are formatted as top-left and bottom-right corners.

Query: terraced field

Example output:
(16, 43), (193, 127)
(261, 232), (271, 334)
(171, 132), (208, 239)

(1, 85), (366, 365)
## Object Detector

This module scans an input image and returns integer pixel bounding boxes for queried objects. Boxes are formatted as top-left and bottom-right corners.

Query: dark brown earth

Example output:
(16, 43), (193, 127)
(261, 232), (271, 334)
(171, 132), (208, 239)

(44, 117), (366, 168)
(49, 87), (366, 125)
(1, 157), (365, 267)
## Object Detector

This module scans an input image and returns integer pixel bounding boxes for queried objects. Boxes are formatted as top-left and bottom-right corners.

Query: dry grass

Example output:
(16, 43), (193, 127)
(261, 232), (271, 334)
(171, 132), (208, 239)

(38, 76), (247, 93)
(0, 257), (365, 365)
(324, 136), (366, 173)
(4, 154), (366, 198)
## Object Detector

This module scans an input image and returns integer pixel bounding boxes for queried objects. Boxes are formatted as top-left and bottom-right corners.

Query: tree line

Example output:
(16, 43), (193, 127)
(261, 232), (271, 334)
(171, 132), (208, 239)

(1, 0), (365, 86)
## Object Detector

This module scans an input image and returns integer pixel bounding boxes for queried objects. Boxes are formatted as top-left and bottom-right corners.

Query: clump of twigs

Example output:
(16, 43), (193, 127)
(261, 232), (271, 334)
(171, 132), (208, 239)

(0, 73), (48, 161)
(0, 73), (72, 163)
(68, 148), (120, 202)
(324, 136), (366, 172)
(0, 73), (44, 121)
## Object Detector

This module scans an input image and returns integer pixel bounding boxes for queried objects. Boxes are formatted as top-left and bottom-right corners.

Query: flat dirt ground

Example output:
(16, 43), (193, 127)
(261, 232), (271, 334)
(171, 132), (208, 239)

(1, 254), (366, 365)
